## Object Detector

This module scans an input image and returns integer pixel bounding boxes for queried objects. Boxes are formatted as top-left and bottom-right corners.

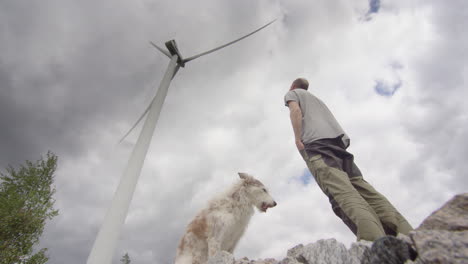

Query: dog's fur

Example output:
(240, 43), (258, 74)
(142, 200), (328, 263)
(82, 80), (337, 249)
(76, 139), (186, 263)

(174, 173), (277, 264)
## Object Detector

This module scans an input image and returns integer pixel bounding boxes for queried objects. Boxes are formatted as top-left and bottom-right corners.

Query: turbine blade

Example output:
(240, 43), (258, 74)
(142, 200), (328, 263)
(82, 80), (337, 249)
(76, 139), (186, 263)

(119, 64), (180, 143)
(150, 41), (171, 58)
(183, 19), (276, 63)
(118, 101), (152, 143)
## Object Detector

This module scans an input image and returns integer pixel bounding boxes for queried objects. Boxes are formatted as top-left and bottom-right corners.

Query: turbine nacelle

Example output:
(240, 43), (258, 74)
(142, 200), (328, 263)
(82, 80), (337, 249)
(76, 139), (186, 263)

(165, 40), (185, 67)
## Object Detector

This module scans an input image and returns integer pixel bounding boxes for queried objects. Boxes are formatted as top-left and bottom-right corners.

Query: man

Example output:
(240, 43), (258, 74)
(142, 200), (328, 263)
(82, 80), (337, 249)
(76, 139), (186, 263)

(284, 78), (413, 241)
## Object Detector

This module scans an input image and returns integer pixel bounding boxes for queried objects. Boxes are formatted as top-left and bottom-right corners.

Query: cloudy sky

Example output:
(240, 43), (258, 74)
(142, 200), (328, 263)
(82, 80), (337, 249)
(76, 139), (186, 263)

(1, 0), (467, 263)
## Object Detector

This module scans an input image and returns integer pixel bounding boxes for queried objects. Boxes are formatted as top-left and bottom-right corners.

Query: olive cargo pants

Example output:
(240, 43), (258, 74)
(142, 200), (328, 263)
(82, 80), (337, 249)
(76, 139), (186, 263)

(300, 141), (413, 241)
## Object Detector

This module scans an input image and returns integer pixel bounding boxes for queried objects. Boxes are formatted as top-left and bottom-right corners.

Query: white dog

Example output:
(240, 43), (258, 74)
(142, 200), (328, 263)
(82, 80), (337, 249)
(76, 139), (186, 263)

(174, 173), (277, 264)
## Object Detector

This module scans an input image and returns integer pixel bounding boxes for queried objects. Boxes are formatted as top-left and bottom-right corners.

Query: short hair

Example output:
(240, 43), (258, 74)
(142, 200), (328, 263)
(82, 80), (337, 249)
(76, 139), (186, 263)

(293, 78), (309, 90)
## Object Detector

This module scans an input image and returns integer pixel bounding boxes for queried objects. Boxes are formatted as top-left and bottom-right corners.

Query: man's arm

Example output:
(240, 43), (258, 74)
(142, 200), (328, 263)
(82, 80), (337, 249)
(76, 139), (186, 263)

(287, 101), (305, 151)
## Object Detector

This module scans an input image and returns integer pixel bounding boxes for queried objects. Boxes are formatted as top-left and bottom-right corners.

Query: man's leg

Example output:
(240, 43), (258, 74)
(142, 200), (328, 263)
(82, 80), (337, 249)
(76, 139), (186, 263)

(349, 176), (413, 235)
(302, 152), (386, 241)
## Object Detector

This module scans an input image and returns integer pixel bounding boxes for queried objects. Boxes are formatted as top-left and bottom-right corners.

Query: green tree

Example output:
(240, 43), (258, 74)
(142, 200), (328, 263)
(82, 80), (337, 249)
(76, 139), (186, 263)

(120, 252), (131, 264)
(0, 152), (59, 264)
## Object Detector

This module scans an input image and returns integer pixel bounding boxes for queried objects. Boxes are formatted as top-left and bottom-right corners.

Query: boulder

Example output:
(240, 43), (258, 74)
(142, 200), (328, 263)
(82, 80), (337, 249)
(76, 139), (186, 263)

(348, 241), (372, 263)
(364, 236), (416, 264)
(411, 230), (468, 264)
(291, 238), (348, 264)
(417, 193), (468, 231)
(277, 257), (301, 264)
(408, 193), (468, 263)
(286, 238), (373, 264)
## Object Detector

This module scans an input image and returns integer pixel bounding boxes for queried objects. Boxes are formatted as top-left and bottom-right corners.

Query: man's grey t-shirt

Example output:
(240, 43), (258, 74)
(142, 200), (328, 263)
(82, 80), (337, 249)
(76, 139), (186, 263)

(284, 88), (350, 148)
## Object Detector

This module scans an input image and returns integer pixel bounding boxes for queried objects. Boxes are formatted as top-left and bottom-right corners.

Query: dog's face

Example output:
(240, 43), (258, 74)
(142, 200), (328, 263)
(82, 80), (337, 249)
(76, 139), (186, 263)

(238, 172), (277, 212)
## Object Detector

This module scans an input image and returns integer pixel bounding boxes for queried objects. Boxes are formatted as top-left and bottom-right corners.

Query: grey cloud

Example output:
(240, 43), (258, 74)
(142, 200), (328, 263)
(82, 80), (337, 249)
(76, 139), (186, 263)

(0, 1), (162, 166)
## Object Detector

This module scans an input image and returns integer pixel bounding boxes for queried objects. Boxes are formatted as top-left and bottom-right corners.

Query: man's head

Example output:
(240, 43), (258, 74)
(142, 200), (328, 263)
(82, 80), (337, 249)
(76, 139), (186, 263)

(290, 78), (309, 91)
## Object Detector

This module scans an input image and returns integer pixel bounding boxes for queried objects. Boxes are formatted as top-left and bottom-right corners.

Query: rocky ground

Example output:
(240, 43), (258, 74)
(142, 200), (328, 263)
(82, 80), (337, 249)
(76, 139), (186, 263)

(208, 193), (468, 264)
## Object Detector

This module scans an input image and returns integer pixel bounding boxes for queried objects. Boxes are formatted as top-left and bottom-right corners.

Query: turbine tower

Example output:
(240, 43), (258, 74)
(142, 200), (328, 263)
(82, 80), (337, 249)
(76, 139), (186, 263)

(86, 20), (275, 264)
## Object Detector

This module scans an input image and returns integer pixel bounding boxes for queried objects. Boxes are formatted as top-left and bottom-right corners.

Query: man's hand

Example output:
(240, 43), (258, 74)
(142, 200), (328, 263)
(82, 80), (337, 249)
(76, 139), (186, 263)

(295, 139), (305, 151)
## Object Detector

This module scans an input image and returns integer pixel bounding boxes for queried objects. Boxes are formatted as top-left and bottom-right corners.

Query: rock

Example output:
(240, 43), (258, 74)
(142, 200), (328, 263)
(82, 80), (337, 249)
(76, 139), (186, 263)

(417, 193), (468, 231)
(278, 257), (301, 264)
(396, 233), (412, 245)
(234, 257), (247, 264)
(348, 241), (372, 263)
(234, 257), (253, 264)
(286, 244), (307, 263)
(397, 233), (418, 256)
(208, 251), (235, 264)
(284, 238), (373, 264)
(410, 230), (468, 264)
(253, 259), (278, 264)
(405, 193), (468, 264)
(293, 238), (349, 264)
(234, 256), (279, 264)
(401, 259), (424, 264)
(286, 244), (304, 259)
(365, 236), (416, 264)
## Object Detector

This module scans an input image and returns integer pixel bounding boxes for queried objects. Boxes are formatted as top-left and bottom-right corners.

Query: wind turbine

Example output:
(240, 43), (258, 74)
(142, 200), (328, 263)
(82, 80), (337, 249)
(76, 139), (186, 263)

(86, 19), (276, 264)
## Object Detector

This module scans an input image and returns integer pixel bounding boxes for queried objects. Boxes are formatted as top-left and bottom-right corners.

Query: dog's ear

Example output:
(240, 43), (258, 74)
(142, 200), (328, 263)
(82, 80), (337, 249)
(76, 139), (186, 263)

(238, 172), (249, 180)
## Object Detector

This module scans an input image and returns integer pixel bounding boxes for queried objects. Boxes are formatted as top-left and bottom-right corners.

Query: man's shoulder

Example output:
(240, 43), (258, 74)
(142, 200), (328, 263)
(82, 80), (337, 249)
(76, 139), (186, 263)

(295, 88), (308, 95)
(291, 89), (316, 99)
(284, 89), (319, 107)
(285, 88), (308, 95)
